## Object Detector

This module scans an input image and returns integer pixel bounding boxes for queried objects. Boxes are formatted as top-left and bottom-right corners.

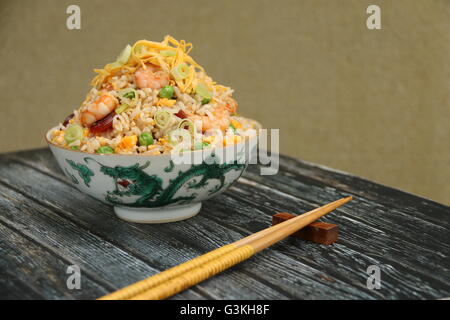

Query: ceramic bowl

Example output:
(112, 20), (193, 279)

(45, 128), (258, 223)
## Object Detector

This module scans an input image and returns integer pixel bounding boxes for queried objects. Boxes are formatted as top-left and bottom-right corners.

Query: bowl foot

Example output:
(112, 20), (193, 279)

(114, 203), (201, 224)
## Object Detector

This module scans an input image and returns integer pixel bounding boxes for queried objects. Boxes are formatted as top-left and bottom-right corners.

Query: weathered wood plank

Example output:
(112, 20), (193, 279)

(270, 154), (450, 222)
(0, 156), (375, 299)
(235, 177), (449, 286)
(1, 148), (449, 299)
(0, 220), (109, 299)
(0, 155), (365, 299)
(241, 168), (450, 247)
(208, 186), (450, 299)
(0, 270), (43, 300)
(235, 175), (449, 258)
(0, 182), (207, 300)
(0, 158), (288, 299)
(8, 148), (62, 178)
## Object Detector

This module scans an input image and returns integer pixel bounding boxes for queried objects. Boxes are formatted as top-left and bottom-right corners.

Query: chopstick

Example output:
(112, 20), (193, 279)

(98, 196), (352, 300)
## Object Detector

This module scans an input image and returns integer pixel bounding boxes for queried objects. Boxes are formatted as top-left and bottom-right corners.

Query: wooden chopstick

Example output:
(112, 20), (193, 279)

(233, 196), (351, 251)
(98, 196), (352, 300)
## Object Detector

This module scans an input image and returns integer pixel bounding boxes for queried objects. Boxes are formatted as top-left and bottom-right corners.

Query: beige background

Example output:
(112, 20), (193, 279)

(0, 0), (449, 205)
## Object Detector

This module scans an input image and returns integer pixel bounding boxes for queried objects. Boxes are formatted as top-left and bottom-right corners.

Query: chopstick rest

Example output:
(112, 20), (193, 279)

(272, 213), (338, 245)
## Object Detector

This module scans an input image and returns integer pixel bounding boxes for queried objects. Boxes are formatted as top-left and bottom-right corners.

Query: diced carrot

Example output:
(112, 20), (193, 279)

(117, 135), (138, 150)
(230, 119), (242, 129)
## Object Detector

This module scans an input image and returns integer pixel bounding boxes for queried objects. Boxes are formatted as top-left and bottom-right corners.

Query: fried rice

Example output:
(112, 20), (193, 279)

(49, 36), (259, 155)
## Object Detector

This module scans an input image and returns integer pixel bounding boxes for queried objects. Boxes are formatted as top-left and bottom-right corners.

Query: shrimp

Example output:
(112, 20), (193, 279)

(188, 105), (231, 132)
(134, 66), (170, 90)
(80, 93), (118, 126)
(223, 98), (238, 114)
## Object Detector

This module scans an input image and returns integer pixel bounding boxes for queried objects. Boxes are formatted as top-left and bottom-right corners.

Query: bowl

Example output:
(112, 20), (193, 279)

(45, 128), (258, 223)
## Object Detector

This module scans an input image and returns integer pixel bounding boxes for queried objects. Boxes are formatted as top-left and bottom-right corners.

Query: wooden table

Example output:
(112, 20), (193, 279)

(0, 148), (448, 300)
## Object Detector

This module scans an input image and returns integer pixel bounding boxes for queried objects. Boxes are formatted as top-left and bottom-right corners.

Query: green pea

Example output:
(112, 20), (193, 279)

(96, 146), (114, 154)
(71, 146), (79, 150)
(201, 98), (211, 105)
(159, 85), (174, 99)
(139, 132), (154, 146)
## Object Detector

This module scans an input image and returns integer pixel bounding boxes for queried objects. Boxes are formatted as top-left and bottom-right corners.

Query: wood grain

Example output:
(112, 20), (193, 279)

(0, 148), (448, 300)
(0, 154), (288, 299)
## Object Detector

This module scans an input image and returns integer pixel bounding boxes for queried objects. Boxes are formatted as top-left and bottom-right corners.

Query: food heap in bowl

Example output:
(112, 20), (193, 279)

(49, 35), (258, 155)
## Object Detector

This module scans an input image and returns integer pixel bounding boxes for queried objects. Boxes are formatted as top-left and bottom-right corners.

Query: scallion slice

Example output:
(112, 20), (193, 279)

(229, 123), (237, 134)
(154, 110), (172, 128)
(116, 44), (132, 64)
(115, 104), (129, 114)
(195, 83), (213, 101)
(64, 124), (83, 144)
(168, 129), (191, 147)
(134, 44), (149, 57)
(178, 119), (195, 136)
(171, 63), (189, 81)
(201, 98), (211, 105)
(160, 50), (176, 57)
(118, 88), (137, 105)
(106, 61), (123, 71)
